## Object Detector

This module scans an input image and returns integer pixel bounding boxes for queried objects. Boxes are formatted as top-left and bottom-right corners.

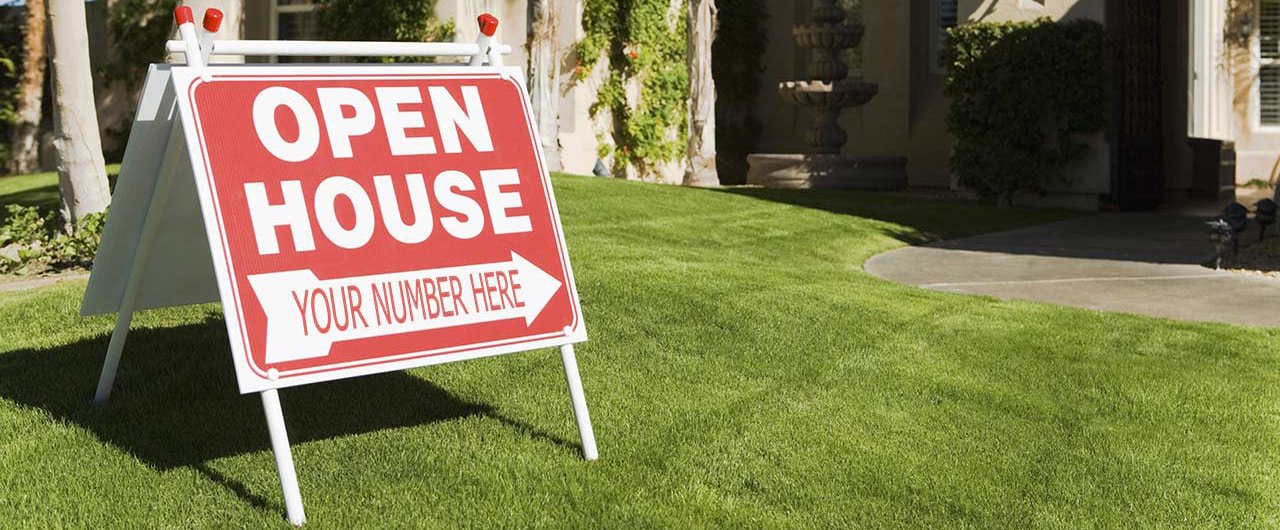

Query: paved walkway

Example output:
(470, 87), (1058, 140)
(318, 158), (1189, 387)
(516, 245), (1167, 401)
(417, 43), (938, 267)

(865, 213), (1280, 328)
(0, 272), (88, 294)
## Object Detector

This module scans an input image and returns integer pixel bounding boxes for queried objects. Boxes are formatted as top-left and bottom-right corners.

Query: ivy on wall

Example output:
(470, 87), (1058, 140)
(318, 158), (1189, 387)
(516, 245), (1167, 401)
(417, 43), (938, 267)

(945, 18), (1107, 205)
(577, 0), (688, 178)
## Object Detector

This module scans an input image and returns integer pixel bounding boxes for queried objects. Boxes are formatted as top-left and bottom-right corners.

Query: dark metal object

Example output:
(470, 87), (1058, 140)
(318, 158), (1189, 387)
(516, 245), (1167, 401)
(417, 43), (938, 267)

(1255, 198), (1278, 240)
(592, 158), (610, 177)
(1221, 202), (1249, 255)
(1206, 218), (1233, 270)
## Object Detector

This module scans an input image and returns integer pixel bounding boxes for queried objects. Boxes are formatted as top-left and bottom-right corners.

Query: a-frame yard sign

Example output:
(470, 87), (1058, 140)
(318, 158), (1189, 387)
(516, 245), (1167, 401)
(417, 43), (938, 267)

(79, 8), (596, 526)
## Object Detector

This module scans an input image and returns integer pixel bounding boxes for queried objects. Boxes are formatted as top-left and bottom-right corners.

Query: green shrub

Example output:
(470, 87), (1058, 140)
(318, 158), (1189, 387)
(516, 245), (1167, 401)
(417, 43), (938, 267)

(102, 0), (178, 92)
(0, 205), (106, 274)
(945, 18), (1107, 205)
(315, 0), (453, 63)
(0, 204), (48, 248)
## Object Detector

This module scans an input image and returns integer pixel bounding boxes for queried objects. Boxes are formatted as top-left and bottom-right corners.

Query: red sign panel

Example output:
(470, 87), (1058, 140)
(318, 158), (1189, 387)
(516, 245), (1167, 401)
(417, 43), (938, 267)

(171, 66), (585, 392)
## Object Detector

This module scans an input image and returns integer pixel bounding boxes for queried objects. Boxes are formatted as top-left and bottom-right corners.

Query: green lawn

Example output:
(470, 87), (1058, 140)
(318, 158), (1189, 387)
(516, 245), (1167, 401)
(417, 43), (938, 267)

(0, 165), (119, 221)
(0, 172), (1278, 528)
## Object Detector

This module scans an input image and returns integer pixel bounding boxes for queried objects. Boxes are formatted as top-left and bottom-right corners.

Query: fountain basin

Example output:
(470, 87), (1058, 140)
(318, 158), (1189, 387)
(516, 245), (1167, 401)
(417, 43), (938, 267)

(794, 24), (864, 50)
(746, 153), (907, 190)
(779, 80), (878, 108)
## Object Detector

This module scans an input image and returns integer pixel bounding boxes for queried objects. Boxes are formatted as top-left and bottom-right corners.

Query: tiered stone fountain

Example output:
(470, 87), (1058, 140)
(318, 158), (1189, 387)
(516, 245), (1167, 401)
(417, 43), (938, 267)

(747, 0), (907, 189)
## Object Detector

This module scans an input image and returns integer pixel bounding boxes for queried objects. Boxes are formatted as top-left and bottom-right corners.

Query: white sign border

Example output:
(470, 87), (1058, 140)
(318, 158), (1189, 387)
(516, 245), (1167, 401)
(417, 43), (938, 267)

(169, 64), (588, 394)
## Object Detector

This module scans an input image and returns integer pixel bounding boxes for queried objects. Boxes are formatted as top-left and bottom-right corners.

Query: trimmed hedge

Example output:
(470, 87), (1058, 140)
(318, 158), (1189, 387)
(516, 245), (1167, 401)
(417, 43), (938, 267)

(945, 18), (1107, 205)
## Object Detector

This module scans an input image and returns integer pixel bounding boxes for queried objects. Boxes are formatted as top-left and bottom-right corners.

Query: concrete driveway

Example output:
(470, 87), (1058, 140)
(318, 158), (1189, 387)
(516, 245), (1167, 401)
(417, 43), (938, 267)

(865, 213), (1280, 328)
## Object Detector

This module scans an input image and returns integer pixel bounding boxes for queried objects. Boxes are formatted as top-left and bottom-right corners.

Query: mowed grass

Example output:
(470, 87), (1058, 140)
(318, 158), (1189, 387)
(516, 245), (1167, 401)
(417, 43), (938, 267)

(1, 172), (1279, 528)
(0, 165), (119, 222)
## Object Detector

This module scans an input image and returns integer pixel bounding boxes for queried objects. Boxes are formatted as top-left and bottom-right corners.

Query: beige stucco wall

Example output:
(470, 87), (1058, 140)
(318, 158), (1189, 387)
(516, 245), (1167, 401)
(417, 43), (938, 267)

(965, 0), (1105, 24)
(843, 0), (914, 169)
(1234, 120), (1280, 184)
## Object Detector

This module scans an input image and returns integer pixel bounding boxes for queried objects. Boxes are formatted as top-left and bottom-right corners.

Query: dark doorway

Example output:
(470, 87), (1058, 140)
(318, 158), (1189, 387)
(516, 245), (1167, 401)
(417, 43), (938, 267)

(1112, 0), (1165, 211)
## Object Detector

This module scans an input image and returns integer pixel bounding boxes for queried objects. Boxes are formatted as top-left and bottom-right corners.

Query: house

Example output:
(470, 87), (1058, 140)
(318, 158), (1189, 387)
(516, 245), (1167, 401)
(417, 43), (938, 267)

(47, 1), (1280, 211)
(753, 0), (1268, 211)
(231, 0), (1280, 211)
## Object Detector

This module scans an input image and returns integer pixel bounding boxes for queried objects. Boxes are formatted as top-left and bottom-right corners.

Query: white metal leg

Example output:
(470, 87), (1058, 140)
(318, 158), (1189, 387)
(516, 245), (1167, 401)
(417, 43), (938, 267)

(93, 308), (136, 404)
(261, 389), (306, 526)
(558, 344), (598, 461)
(92, 123), (186, 405)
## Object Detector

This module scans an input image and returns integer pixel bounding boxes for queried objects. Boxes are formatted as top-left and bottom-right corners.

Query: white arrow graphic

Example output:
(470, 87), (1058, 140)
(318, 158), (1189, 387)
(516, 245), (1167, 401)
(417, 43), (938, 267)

(246, 252), (562, 364)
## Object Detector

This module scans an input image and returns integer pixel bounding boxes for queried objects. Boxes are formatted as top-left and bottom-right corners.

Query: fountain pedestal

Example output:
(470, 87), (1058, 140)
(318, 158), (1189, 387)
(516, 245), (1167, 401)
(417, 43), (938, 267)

(748, 0), (907, 191)
(746, 154), (907, 190)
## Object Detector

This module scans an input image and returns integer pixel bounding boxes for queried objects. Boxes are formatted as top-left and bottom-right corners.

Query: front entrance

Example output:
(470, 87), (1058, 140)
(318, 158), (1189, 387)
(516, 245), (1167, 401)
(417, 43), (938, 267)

(1112, 0), (1166, 211)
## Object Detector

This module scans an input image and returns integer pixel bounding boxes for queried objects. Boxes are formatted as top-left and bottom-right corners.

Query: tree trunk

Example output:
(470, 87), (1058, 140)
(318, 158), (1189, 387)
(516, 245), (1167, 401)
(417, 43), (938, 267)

(7, 0), (47, 175)
(683, 0), (718, 187)
(528, 0), (562, 171)
(46, 0), (110, 232)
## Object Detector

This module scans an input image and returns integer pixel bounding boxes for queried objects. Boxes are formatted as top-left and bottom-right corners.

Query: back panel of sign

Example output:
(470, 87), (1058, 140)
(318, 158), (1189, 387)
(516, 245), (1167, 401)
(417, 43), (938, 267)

(82, 64), (219, 316)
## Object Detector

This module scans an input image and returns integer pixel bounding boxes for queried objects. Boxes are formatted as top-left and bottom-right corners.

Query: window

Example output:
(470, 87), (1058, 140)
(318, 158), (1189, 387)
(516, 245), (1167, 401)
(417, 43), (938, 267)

(931, 0), (958, 74)
(1260, 0), (1280, 125)
(270, 0), (325, 63)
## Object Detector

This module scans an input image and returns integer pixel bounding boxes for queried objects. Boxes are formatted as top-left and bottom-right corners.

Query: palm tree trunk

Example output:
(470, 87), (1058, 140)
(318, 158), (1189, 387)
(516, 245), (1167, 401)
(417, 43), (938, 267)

(7, 0), (47, 175)
(46, 0), (110, 232)
(528, 0), (562, 171)
(684, 0), (718, 187)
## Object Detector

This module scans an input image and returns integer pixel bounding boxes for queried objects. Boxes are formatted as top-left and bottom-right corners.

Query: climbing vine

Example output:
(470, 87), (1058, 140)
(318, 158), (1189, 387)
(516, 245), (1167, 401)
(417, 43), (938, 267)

(577, 0), (688, 178)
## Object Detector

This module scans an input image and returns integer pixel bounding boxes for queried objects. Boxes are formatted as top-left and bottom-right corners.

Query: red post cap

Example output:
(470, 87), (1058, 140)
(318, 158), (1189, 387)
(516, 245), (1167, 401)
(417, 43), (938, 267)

(174, 5), (194, 25)
(477, 13), (499, 37)
(203, 8), (224, 32)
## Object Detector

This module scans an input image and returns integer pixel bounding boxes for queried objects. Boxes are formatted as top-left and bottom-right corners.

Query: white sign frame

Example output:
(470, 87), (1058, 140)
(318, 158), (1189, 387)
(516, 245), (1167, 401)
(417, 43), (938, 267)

(79, 10), (596, 527)
(166, 63), (587, 394)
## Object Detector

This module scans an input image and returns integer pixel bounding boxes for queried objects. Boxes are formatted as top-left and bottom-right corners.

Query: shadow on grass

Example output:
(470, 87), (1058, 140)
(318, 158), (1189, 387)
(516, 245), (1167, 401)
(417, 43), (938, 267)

(0, 172), (117, 223)
(717, 187), (1077, 242)
(0, 186), (61, 213)
(0, 315), (577, 509)
(718, 188), (1226, 266)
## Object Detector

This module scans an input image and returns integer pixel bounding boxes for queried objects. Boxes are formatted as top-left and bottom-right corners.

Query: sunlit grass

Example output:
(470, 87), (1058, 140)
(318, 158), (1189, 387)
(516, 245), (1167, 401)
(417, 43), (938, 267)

(0, 173), (1275, 528)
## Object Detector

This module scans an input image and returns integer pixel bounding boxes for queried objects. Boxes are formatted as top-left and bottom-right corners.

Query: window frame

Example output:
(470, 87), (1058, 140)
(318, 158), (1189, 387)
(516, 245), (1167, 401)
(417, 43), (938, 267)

(929, 0), (959, 76)
(267, 0), (327, 64)
(1255, 0), (1280, 131)
(268, 0), (318, 40)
